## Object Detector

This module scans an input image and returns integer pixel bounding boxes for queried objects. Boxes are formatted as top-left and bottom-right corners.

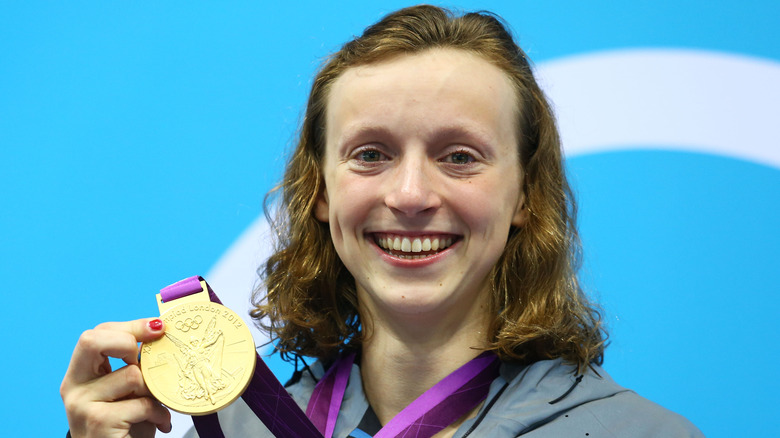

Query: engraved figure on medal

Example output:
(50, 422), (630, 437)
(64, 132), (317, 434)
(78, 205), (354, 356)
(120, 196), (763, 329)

(165, 316), (228, 405)
(141, 300), (256, 415)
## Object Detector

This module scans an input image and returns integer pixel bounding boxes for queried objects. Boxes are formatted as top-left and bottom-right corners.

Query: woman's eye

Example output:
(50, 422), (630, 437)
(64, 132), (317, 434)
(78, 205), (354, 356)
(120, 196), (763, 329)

(357, 149), (386, 162)
(443, 151), (475, 165)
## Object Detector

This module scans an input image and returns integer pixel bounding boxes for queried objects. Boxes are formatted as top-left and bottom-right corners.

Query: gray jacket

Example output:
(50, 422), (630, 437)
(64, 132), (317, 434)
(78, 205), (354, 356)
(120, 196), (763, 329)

(185, 358), (703, 437)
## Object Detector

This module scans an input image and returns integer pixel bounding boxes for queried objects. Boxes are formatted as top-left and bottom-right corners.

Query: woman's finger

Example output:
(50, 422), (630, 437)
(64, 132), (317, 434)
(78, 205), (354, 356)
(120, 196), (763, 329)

(63, 318), (164, 386)
(85, 364), (153, 401)
(94, 318), (166, 345)
(68, 396), (171, 438)
(115, 396), (172, 433)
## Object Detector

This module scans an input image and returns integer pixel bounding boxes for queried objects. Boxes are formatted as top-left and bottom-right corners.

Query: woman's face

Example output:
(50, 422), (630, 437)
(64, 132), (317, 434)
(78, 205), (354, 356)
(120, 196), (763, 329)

(316, 49), (527, 323)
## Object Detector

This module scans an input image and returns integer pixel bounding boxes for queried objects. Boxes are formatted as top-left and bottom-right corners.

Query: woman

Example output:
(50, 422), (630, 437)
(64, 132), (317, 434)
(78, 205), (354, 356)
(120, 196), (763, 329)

(61, 5), (702, 437)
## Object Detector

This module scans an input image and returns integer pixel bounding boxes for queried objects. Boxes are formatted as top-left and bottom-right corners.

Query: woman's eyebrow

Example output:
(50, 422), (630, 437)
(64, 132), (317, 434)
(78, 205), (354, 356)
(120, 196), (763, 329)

(337, 123), (496, 150)
(335, 124), (396, 154)
(427, 125), (495, 149)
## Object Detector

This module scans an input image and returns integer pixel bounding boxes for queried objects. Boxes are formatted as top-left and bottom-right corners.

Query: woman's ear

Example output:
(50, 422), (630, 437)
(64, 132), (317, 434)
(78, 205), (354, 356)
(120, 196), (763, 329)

(512, 206), (529, 227)
(511, 193), (529, 227)
(315, 188), (329, 223)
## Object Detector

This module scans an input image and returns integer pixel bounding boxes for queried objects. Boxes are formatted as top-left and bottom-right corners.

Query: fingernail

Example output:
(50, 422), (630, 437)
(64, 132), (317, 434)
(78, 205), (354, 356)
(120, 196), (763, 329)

(148, 319), (164, 331)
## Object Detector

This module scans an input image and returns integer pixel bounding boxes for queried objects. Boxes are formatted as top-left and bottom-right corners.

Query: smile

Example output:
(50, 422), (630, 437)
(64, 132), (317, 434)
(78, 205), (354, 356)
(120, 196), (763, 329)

(373, 233), (456, 260)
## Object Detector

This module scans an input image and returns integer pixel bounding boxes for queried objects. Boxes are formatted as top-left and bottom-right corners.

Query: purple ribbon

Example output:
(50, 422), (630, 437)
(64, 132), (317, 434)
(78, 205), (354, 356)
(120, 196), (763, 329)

(375, 352), (499, 437)
(160, 276), (202, 302)
(305, 352), (355, 438)
(305, 351), (499, 438)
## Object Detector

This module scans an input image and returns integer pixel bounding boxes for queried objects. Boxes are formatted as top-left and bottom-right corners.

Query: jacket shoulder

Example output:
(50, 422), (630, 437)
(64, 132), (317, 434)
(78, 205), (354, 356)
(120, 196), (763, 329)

(464, 360), (704, 437)
(531, 390), (705, 437)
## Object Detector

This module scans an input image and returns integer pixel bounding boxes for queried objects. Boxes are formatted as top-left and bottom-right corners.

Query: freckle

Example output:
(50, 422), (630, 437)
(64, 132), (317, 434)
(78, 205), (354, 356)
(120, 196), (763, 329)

(439, 283), (443, 286)
(401, 295), (405, 299)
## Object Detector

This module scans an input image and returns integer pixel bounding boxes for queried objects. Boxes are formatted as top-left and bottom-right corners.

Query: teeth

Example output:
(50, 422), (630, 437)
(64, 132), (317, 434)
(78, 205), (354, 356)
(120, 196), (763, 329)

(376, 234), (455, 255)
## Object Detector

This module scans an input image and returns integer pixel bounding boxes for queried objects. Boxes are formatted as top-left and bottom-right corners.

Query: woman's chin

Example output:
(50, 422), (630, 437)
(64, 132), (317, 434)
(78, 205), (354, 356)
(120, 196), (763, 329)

(362, 288), (483, 324)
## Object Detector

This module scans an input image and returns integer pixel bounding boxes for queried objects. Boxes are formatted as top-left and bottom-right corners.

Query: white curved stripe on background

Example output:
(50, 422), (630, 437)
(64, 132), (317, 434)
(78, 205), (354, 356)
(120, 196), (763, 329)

(205, 216), (274, 344)
(536, 49), (780, 168)
(163, 49), (780, 437)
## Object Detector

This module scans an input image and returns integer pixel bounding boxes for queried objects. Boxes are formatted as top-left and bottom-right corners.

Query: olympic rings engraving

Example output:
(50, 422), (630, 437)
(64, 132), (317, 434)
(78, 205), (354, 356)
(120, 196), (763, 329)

(175, 315), (203, 332)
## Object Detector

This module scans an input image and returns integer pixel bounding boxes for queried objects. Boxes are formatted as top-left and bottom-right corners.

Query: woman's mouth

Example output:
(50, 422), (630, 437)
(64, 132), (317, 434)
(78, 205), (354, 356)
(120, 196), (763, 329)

(373, 233), (457, 260)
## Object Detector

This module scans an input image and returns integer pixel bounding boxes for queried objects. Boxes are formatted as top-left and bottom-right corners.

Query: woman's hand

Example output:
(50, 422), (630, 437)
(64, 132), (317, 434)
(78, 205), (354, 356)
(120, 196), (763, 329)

(61, 318), (172, 438)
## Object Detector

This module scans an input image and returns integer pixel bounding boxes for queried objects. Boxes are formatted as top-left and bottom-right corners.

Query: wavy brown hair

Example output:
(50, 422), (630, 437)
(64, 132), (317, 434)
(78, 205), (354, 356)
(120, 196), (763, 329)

(252, 5), (606, 371)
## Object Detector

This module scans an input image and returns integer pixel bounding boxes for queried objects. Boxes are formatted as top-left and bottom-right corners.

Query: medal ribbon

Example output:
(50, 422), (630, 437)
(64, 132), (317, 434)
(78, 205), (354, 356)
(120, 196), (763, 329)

(305, 351), (500, 438)
(162, 277), (500, 438)
(305, 351), (355, 438)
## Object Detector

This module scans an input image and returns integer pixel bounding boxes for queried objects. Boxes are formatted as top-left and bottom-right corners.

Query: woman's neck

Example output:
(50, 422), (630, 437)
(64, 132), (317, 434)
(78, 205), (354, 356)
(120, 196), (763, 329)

(358, 302), (491, 429)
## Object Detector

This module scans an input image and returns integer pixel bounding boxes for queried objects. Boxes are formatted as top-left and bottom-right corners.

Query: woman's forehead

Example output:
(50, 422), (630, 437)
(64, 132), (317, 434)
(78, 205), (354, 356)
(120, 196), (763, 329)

(324, 48), (519, 150)
(330, 48), (514, 102)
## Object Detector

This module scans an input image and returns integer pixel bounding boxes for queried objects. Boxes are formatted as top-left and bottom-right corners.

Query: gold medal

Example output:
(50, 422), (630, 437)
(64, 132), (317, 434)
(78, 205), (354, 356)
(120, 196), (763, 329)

(140, 279), (256, 415)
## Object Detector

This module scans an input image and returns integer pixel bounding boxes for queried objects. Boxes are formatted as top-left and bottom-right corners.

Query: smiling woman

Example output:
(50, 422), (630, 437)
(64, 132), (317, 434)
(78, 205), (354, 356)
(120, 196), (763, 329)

(247, 5), (701, 438)
(316, 49), (526, 328)
(257, 8), (604, 375)
(60, 5), (703, 438)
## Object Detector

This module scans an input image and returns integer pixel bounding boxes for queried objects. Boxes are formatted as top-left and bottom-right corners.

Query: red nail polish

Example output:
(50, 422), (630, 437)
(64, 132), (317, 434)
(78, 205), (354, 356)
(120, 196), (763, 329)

(148, 319), (163, 331)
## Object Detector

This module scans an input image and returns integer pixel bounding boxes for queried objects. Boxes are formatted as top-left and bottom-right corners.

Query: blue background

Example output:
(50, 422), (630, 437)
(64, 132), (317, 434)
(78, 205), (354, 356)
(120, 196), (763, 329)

(2, 1), (778, 436)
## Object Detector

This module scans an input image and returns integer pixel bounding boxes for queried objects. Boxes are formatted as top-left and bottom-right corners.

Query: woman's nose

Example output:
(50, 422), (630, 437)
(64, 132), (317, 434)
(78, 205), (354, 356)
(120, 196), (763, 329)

(384, 157), (442, 217)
